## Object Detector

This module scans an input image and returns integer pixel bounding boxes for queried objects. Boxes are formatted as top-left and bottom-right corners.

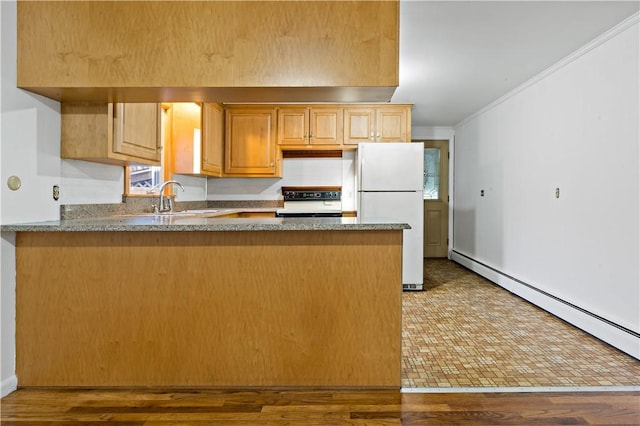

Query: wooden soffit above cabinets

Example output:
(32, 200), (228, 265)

(17, 1), (399, 103)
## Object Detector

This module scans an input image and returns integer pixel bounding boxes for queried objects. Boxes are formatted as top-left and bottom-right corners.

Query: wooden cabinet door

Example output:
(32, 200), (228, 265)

(225, 109), (278, 175)
(113, 103), (160, 161)
(376, 107), (408, 142)
(310, 107), (343, 145)
(201, 103), (224, 176)
(344, 108), (375, 145)
(278, 108), (309, 145)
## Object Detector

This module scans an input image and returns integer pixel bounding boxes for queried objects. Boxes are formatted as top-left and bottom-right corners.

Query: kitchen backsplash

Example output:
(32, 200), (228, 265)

(205, 152), (356, 211)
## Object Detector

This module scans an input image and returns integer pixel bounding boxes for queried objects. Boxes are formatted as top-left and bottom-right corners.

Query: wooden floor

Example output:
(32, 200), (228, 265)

(1, 388), (639, 425)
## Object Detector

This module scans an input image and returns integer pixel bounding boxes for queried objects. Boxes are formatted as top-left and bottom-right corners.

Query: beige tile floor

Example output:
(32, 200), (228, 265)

(402, 259), (640, 388)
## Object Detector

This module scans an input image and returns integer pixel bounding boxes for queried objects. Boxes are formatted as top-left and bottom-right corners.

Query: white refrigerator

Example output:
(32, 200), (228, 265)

(357, 142), (424, 290)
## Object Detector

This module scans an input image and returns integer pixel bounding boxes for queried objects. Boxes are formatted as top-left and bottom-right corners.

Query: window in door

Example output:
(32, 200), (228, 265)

(423, 148), (440, 200)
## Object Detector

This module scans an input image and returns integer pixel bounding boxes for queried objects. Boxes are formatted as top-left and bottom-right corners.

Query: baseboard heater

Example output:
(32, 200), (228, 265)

(450, 250), (640, 360)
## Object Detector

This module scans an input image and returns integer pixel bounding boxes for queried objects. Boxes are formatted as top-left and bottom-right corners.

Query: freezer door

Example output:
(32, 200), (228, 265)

(358, 142), (424, 191)
(359, 191), (423, 286)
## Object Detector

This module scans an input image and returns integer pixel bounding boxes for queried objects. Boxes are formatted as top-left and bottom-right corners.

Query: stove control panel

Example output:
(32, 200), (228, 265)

(282, 187), (341, 202)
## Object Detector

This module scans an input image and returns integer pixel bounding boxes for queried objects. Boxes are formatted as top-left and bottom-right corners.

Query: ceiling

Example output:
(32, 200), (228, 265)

(391, 1), (640, 127)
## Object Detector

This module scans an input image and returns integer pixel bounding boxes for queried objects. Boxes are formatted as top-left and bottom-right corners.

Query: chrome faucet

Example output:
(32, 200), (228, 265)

(154, 180), (185, 213)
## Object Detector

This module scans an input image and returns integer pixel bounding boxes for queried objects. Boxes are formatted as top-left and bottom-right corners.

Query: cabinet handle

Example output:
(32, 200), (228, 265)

(310, 132), (314, 139)
(370, 131), (374, 141)
(376, 132), (381, 140)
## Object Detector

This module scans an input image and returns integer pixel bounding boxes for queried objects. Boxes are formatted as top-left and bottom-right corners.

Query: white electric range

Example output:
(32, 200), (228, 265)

(276, 186), (343, 217)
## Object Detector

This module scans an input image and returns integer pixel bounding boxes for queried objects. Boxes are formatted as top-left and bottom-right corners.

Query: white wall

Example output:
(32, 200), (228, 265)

(412, 126), (454, 141)
(1, 6), (60, 224)
(453, 15), (639, 357)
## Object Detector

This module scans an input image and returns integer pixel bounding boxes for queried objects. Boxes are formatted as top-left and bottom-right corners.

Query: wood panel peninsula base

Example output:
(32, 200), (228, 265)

(16, 229), (402, 388)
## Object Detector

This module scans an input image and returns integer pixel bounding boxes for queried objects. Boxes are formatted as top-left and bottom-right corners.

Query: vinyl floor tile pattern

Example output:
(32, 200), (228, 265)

(402, 259), (640, 389)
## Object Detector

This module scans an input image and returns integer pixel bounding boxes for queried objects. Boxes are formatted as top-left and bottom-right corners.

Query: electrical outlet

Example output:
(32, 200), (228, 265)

(53, 185), (60, 201)
(555, 188), (560, 199)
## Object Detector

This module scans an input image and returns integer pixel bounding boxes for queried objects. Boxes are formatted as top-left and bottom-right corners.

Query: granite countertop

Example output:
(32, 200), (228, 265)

(0, 208), (410, 232)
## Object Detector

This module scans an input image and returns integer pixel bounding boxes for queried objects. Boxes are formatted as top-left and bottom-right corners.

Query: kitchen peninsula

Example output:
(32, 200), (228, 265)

(3, 214), (407, 389)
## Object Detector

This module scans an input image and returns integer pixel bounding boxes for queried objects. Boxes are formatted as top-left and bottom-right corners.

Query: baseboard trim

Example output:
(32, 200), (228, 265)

(1, 375), (18, 398)
(450, 251), (640, 360)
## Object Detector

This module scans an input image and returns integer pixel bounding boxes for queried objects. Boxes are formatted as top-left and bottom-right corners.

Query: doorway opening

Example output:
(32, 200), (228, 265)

(415, 139), (449, 258)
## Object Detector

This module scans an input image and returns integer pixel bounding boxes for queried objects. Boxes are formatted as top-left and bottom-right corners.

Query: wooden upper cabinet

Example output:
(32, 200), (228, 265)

(201, 103), (224, 177)
(17, 1), (399, 103)
(225, 107), (279, 177)
(311, 108), (343, 145)
(113, 103), (161, 161)
(344, 105), (411, 145)
(278, 107), (343, 147)
(344, 109), (376, 145)
(169, 103), (224, 177)
(168, 103), (201, 175)
(61, 103), (161, 166)
(376, 107), (409, 142)
(278, 108), (309, 146)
